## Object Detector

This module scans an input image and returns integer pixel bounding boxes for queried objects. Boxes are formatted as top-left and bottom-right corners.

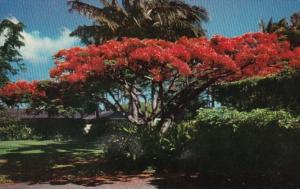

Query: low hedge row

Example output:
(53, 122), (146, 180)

(0, 110), (114, 140)
(168, 108), (300, 185)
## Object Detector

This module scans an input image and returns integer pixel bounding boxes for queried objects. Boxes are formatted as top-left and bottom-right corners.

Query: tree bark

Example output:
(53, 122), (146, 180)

(96, 108), (100, 120)
(157, 79), (218, 133)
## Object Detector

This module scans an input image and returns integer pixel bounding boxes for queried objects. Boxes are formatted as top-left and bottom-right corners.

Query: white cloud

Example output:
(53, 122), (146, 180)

(6, 16), (80, 63)
(20, 28), (80, 63)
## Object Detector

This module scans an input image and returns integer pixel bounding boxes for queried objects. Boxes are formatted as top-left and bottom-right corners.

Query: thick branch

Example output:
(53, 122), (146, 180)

(107, 90), (126, 113)
(164, 79), (218, 119)
(151, 83), (159, 118)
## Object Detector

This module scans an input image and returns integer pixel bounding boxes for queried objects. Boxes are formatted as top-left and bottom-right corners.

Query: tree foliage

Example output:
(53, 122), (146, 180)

(216, 12), (300, 112)
(0, 19), (25, 86)
(260, 12), (300, 47)
(172, 108), (300, 184)
(68, 0), (208, 44)
(214, 69), (300, 113)
(0, 33), (299, 130)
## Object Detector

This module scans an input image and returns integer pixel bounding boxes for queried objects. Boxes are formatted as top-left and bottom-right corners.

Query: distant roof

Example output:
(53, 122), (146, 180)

(84, 111), (125, 120)
(6, 109), (50, 119)
(5, 109), (125, 120)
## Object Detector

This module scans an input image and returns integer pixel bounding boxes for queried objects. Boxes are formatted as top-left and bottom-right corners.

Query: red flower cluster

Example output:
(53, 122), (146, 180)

(50, 46), (106, 83)
(0, 81), (45, 101)
(179, 32), (300, 79)
(282, 47), (300, 68)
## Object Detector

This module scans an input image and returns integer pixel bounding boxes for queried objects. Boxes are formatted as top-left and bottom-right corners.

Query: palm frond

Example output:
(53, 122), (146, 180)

(171, 0), (208, 21)
(69, 0), (209, 43)
(149, 0), (208, 28)
(99, 0), (111, 7)
(291, 12), (300, 28)
(266, 18), (274, 32)
(259, 19), (266, 32)
(277, 18), (288, 28)
(68, 0), (119, 31)
(70, 25), (117, 44)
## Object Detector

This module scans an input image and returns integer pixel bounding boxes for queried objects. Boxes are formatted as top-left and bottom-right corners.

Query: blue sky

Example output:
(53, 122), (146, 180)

(0, 0), (299, 81)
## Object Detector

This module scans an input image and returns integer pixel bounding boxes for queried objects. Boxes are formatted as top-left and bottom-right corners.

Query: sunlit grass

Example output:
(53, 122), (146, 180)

(0, 140), (104, 156)
(0, 140), (60, 155)
(0, 139), (105, 184)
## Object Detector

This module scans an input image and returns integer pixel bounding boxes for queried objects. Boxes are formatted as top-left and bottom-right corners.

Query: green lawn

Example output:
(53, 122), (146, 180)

(0, 140), (61, 155)
(0, 140), (103, 156)
(0, 140), (105, 184)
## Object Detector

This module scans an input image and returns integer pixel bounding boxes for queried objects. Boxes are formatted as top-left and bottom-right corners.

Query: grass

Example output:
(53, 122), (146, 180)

(0, 139), (153, 186)
(0, 140), (103, 156)
(0, 140), (60, 155)
(0, 139), (106, 184)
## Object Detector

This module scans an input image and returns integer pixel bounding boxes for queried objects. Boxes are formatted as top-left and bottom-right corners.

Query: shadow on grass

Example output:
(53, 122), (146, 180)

(0, 140), (150, 187)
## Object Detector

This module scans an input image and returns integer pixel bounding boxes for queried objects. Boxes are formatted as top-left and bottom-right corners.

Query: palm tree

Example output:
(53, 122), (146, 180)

(291, 12), (300, 29)
(259, 12), (300, 48)
(259, 18), (288, 33)
(68, 0), (208, 44)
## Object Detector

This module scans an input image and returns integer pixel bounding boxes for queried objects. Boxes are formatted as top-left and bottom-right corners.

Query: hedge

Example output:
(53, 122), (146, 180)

(170, 108), (300, 186)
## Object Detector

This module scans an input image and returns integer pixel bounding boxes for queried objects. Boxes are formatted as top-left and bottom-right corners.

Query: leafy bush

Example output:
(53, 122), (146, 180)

(214, 69), (300, 113)
(98, 120), (169, 170)
(95, 120), (153, 171)
(194, 108), (299, 129)
(168, 108), (300, 184)
(0, 110), (34, 140)
(99, 121), (143, 161)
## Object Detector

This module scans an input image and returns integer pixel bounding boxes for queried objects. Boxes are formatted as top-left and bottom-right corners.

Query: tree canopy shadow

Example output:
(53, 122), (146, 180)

(0, 140), (149, 187)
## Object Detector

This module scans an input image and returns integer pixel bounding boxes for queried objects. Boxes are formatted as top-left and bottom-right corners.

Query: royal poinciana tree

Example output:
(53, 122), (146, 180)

(1, 32), (300, 131)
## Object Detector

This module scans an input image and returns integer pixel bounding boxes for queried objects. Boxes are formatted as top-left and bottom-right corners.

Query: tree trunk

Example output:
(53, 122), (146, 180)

(159, 115), (175, 134)
(158, 79), (218, 133)
(96, 108), (100, 120)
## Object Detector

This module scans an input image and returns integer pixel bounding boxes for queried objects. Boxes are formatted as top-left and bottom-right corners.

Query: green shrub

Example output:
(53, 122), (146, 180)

(169, 108), (300, 184)
(99, 120), (168, 170)
(96, 120), (155, 171)
(0, 110), (34, 140)
(100, 120), (142, 161)
(194, 108), (299, 129)
(213, 69), (300, 113)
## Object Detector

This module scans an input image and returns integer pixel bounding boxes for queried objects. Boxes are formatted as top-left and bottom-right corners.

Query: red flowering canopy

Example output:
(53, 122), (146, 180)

(49, 32), (300, 84)
(1, 32), (300, 127)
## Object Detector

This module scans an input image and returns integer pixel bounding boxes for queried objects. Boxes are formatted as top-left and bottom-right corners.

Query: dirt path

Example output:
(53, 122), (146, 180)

(0, 174), (200, 189)
(0, 178), (157, 189)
